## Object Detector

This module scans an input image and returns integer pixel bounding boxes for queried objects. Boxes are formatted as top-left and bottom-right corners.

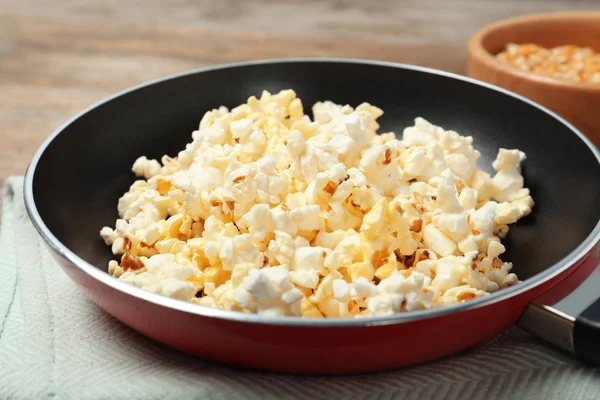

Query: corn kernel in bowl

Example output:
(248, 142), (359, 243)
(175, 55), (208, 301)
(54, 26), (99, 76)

(496, 43), (600, 83)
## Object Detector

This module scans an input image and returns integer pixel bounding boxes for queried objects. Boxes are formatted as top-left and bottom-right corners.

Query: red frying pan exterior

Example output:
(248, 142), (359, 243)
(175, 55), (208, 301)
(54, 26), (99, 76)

(48, 247), (593, 373)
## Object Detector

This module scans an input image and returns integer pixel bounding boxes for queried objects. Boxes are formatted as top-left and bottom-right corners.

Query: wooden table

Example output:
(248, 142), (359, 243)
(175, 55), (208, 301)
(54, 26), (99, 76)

(1, 0), (596, 194)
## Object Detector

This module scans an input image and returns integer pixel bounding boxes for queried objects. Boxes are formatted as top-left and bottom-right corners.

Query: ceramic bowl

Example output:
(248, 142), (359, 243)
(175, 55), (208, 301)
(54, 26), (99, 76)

(467, 12), (600, 148)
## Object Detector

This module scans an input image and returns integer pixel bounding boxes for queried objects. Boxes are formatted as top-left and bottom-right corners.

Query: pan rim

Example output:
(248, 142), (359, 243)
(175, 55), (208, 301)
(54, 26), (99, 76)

(23, 57), (600, 327)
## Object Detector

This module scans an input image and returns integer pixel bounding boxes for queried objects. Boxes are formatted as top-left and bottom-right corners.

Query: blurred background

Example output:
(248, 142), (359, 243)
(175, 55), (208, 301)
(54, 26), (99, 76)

(0, 0), (597, 181)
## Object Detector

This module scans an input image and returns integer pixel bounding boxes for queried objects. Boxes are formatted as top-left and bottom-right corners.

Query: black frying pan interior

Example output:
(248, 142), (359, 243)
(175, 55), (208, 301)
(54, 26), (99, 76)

(32, 61), (600, 281)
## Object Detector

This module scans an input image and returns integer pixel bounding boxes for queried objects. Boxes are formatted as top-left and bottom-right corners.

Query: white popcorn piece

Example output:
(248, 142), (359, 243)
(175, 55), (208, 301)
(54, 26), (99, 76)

(332, 279), (351, 302)
(230, 118), (253, 140)
(290, 205), (323, 232)
(234, 267), (303, 316)
(293, 246), (327, 272)
(437, 169), (464, 214)
(488, 241), (506, 259)
(458, 188), (477, 209)
(360, 271), (435, 316)
(132, 156), (162, 179)
(434, 213), (470, 242)
(431, 256), (468, 292)
(217, 234), (263, 271)
(445, 153), (473, 182)
(286, 129), (306, 157)
(351, 277), (378, 297)
(289, 269), (320, 289)
(239, 204), (275, 241)
(423, 225), (457, 257)
(471, 204), (496, 235)
(160, 279), (198, 300)
(100, 226), (117, 245)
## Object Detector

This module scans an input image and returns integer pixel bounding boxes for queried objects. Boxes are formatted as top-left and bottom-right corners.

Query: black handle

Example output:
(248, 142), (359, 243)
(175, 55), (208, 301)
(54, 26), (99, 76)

(574, 296), (600, 364)
(519, 250), (600, 364)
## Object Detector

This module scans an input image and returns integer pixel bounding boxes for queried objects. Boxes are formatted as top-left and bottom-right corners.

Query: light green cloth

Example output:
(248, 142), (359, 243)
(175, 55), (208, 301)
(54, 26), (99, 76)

(1, 176), (599, 400)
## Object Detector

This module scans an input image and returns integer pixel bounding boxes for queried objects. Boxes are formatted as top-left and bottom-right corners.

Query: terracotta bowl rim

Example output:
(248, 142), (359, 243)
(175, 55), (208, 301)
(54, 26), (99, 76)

(468, 11), (600, 93)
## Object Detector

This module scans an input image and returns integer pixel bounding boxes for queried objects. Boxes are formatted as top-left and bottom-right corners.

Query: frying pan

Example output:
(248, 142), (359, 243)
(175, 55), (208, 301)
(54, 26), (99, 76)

(24, 59), (600, 373)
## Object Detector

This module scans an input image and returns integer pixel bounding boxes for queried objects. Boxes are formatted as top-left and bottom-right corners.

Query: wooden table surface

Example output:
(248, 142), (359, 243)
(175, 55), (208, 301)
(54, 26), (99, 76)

(1, 0), (597, 194)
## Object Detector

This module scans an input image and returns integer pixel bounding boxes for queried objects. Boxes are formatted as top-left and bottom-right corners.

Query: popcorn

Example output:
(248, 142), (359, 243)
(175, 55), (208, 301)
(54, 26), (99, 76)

(102, 90), (533, 318)
(332, 279), (351, 302)
(120, 254), (197, 301)
(239, 204), (275, 242)
(470, 205), (496, 236)
(217, 234), (263, 271)
(293, 246), (327, 273)
(290, 205), (323, 232)
(132, 156), (162, 179)
(437, 168), (464, 214)
(445, 153), (473, 182)
(286, 130), (306, 157)
(100, 226), (117, 245)
(438, 285), (488, 306)
(348, 261), (375, 282)
(361, 272), (435, 316)
(359, 144), (401, 195)
(234, 267), (303, 316)
(230, 118), (253, 140)
(431, 256), (468, 291)
(289, 269), (320, 289)
(423, 225), (457, 257)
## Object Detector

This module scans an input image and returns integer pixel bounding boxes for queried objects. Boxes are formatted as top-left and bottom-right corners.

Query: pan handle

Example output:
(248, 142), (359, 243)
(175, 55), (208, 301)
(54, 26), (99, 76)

(518, 250), (600, 364)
